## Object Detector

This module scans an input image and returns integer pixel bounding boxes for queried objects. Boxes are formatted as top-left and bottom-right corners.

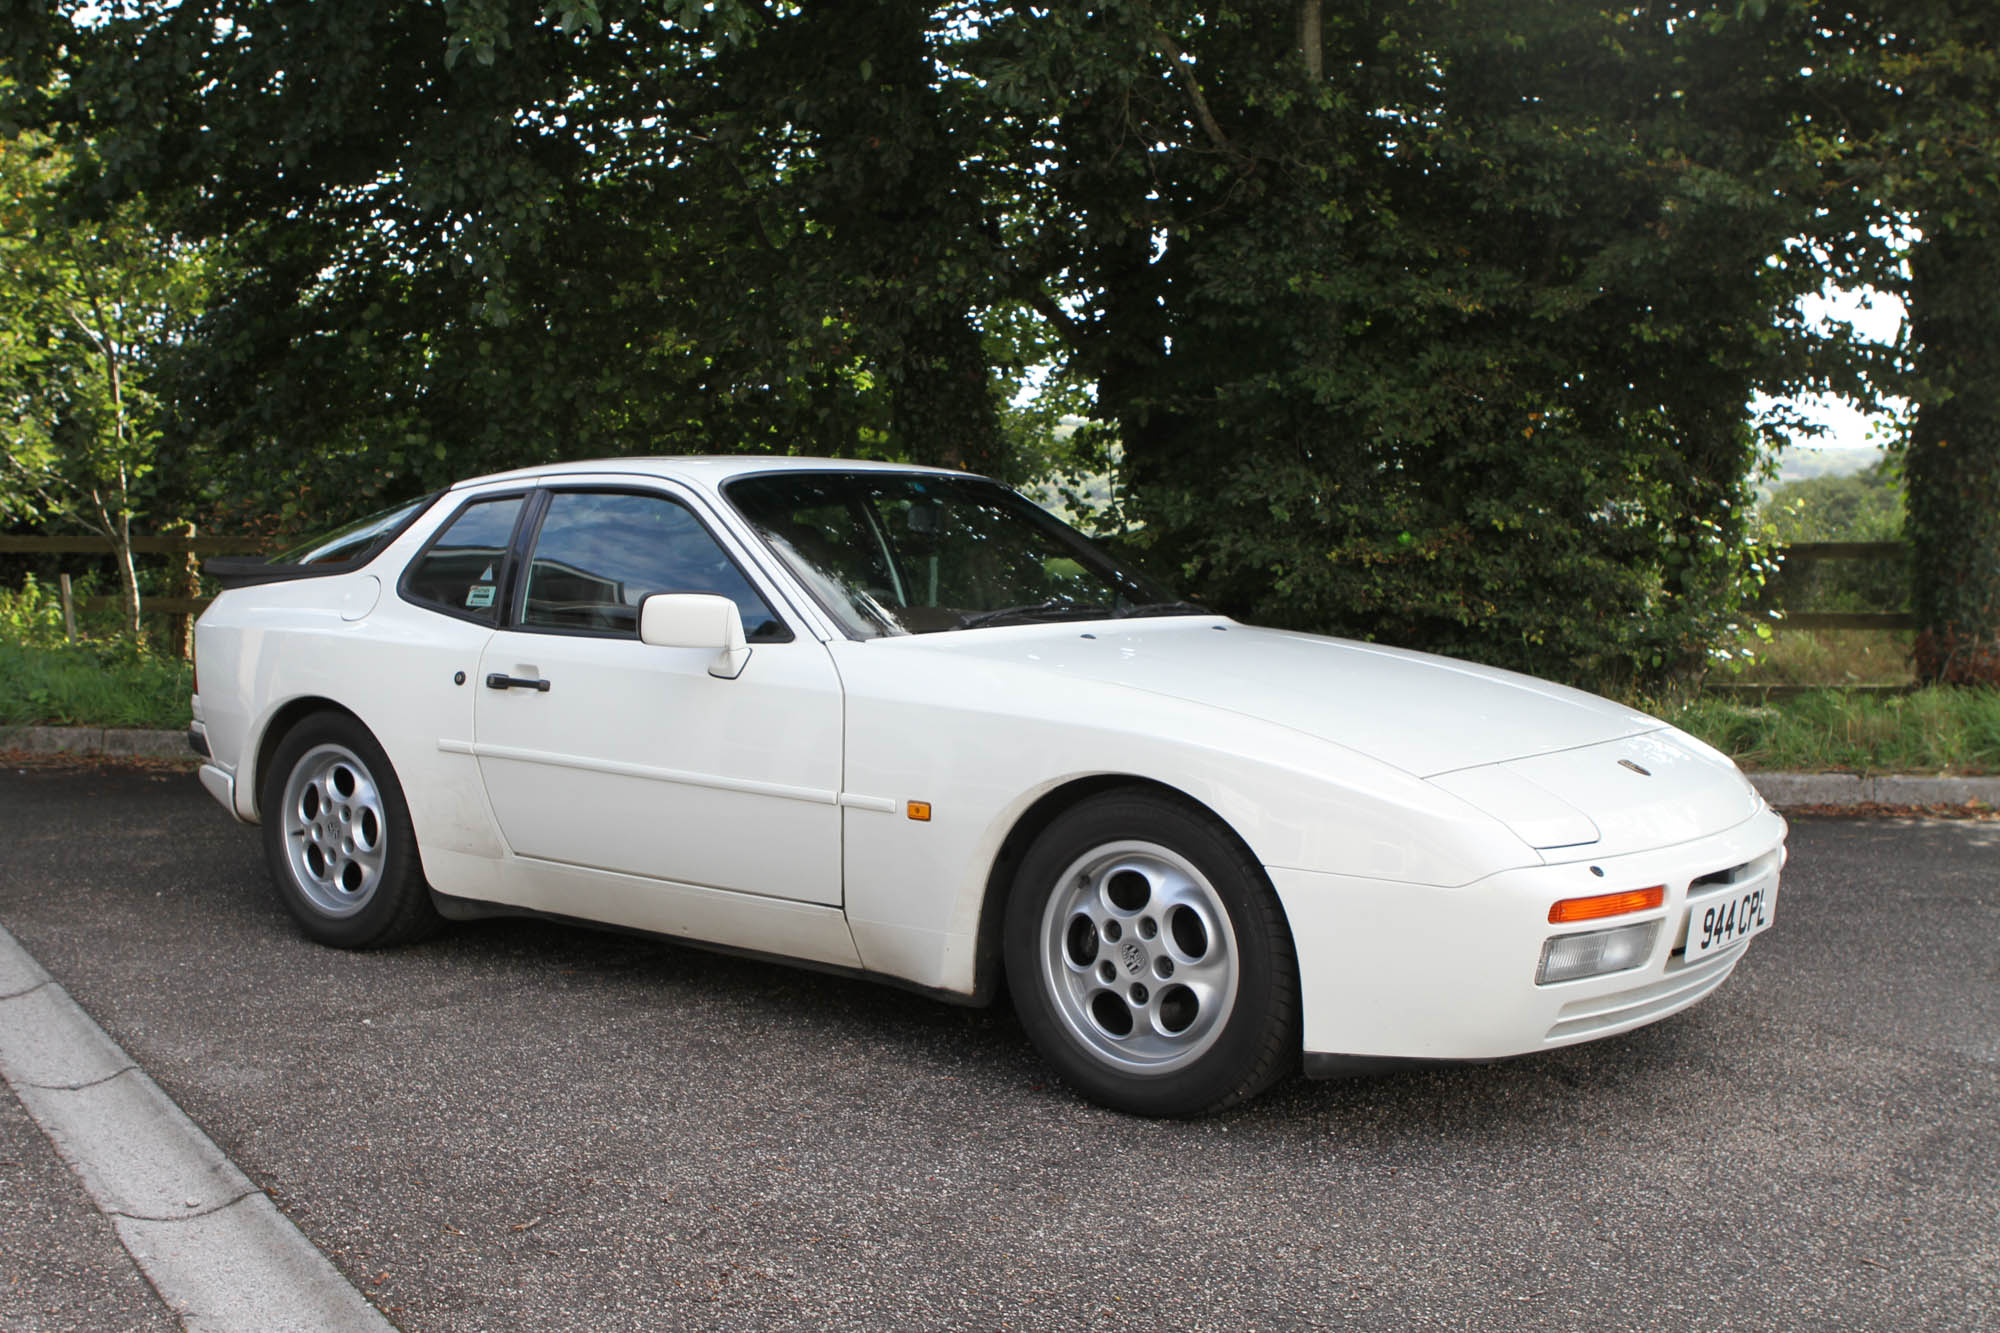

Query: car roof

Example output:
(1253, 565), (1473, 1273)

(451, 455), (980, 492)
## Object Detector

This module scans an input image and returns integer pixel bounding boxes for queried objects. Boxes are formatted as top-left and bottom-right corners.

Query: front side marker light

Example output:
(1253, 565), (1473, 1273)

(1537, 920), (1660, 985)
(1549, 885), (1664, 924)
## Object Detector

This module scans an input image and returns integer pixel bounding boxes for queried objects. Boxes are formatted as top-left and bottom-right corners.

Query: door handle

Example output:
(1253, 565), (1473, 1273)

(485, 673), (551, 692)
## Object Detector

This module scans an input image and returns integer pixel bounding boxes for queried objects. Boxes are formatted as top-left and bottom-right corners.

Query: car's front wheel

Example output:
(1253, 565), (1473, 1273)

(1004, 790), (1299, 1116)
(260, 713), (439, 949)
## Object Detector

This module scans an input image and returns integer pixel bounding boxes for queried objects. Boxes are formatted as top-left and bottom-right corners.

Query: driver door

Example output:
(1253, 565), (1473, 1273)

(473, 486), (844, 905)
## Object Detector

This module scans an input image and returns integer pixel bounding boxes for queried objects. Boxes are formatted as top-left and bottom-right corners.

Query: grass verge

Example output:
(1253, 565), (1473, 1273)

(1726, 626), (1915, 687)
(3, 628), (1994, 778)
(1668, 686), (2000, 775)
(0, 638), (192, 730)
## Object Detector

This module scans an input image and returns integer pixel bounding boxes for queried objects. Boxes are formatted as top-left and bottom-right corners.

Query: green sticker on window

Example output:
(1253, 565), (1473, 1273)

(465, 584), (496, 609)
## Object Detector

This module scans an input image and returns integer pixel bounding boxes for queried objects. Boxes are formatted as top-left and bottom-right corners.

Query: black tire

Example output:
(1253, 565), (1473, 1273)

(259, 712), (440, 949)
(1003, 790), (1299, 1116)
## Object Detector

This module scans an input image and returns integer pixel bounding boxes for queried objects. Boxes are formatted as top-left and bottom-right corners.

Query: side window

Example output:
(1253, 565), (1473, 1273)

(401, 495), (526, 624)
(520, 491), (787, 641)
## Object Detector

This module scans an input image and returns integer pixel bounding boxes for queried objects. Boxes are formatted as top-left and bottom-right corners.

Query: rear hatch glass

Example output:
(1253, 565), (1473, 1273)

(206, 494), (439, 589)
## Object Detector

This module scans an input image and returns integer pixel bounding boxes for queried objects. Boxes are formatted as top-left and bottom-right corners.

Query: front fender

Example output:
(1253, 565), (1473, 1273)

(831, 639), (1540, 995)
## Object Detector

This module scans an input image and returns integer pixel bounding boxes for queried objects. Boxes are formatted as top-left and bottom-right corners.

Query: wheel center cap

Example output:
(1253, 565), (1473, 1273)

(1119, 940), (1147, 975)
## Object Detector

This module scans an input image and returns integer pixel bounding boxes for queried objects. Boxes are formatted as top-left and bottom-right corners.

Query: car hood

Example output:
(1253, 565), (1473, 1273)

(896, 618), (1661, 777)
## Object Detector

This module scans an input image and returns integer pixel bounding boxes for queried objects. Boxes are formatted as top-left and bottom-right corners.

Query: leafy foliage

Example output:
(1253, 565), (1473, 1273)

(1795, 0), (2000, 684)
(1904, 223), (2000, 684)
(1759, 460), (1904, 613)
(0, 125), (218, 635)
(980, 3), (1818, 685)
(2, 1), (1994, 690)
(1759, 464), (1904, 546)
(4, 1), (1048, 530)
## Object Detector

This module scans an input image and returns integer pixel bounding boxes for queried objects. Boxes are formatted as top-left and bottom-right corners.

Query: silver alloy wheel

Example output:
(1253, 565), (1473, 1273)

(1038, 839), (1241, 1075)
(278, 742), (389, 918)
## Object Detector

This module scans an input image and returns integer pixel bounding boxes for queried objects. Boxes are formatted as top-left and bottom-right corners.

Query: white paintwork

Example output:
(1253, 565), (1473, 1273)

(193, 455), (1787, 1070)
(194, 566), (501, 873)
(1459, 731), (1762, 862)
(898, 619), (1663, 778)
(829, 628), (1547, 991)
(1267, 807), (1786, 1059)
(488, 857), (861, 969)
(638, 592), (751, 678)
(472, 627), (844, 905)
(196, 761), (234, 813)
(338, 574), (381, 622)
(1426, 764), (1600, 850)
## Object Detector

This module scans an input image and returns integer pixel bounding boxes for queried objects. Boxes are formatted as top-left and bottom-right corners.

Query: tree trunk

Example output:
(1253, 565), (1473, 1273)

(89, 481), (144, 641)
(1905, 225), (2000, 686)
(73, 276), (146, 642)
(889, 306), (1008, 478)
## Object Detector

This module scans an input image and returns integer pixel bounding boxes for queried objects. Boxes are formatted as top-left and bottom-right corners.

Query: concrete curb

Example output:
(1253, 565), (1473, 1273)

(2, 725), (1995, 808)
(0, 724), (191, 759)
(0, 926), (394, 1332)
(1749, 771), (1999, 809)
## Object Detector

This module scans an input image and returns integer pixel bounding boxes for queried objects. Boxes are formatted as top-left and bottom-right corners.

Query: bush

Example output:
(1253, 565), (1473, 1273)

(0, 635), (193, 730)
(0, 572), (78, 647)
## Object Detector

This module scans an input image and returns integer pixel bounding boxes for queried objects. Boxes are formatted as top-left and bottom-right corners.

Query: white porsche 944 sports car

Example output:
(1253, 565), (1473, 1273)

(192, 456), (1784, 1115)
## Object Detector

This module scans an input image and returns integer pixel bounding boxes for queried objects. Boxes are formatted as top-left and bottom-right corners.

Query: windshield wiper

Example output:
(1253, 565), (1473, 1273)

(955, 600), (1115, 630)
(1115, 600), (1210, 618)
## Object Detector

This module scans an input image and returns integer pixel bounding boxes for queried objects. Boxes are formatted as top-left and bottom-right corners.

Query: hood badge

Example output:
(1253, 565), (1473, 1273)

(1619, 759), (1652, 777)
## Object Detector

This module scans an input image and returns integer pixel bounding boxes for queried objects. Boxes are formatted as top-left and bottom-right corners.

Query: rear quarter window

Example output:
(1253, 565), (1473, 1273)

(399, 495), (528, 624)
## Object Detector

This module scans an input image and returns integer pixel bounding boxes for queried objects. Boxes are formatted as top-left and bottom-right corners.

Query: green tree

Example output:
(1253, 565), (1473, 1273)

(5, 1), (1910, 689)
(0, 128), (216, 635)
(1759, 463), (1903, 544)
(1904, 225), (2000, 684)
(3, 1), (1053, 530)
(1793, 0), (2000, 684)
(981, 2), (1831, 685)
(1759, 460), (1904, 612)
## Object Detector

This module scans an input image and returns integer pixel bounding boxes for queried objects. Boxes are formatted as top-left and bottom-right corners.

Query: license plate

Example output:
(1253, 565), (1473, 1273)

(1685, 881), (1776, 962)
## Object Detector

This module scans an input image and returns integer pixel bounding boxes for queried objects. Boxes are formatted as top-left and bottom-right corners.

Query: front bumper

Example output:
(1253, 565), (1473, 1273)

(1271, 804), (1787, 1065)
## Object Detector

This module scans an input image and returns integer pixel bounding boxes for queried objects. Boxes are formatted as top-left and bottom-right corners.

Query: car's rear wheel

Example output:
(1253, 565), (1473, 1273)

(1004, 790), (1299, 1116)
(260, 713), (439, 949)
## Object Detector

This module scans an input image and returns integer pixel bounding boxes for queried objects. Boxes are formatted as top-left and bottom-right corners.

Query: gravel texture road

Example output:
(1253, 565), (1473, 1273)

(1, 764), (1994, 1331)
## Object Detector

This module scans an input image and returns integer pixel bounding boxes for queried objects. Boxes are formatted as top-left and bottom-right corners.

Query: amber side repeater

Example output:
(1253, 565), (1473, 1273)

(1548, 885), (1665, 924)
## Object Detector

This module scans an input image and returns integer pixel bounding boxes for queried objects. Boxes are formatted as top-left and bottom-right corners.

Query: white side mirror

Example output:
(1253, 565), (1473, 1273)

(638, 593), (751, 679)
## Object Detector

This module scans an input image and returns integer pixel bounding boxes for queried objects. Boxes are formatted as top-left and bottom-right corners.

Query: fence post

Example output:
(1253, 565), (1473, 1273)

(170, 520), (200, 660)
(58, 573), (78, 642)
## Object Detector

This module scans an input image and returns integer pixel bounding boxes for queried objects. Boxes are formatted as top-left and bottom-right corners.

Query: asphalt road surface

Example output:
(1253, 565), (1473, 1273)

(1, 764), (1994, 1331)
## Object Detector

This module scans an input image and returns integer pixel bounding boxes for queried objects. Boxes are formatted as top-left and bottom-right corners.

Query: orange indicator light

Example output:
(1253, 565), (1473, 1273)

(1548, 885), (1664, 925)
(906, 801), (932, 822)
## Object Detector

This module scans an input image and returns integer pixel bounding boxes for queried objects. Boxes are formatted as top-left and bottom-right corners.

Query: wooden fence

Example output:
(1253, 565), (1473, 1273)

(0, 533), (272, 619)
(0, 535), (268, 553)
(1770, 541), (1911, 631)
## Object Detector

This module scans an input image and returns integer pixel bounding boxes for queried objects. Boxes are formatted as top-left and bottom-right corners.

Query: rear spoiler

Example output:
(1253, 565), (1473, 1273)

(203, 557), (347, 590)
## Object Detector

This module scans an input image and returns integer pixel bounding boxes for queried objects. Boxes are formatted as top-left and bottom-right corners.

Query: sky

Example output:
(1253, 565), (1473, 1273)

(1763, 285), (1907, 460)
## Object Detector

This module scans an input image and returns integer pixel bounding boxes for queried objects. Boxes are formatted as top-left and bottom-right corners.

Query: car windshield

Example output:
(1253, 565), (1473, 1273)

(723, 472), (1194, 637)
